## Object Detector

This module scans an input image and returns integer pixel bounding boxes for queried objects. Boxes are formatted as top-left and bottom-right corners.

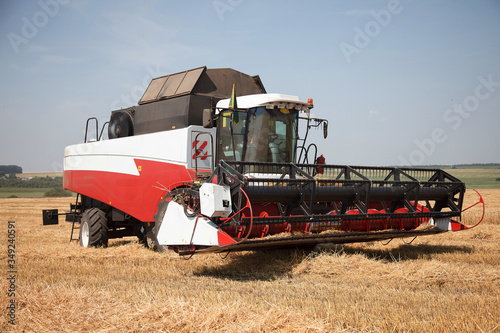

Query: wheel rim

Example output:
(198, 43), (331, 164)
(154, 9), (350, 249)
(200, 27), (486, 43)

(81, 221), (90, 247)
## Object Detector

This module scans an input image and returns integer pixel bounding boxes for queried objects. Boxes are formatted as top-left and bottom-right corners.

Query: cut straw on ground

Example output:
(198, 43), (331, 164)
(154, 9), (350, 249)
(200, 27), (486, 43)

(0, 190), (498, 332)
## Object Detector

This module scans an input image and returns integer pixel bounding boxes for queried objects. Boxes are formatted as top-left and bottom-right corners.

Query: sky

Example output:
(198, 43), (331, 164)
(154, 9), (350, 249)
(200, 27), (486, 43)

(0, 0), (499, 171)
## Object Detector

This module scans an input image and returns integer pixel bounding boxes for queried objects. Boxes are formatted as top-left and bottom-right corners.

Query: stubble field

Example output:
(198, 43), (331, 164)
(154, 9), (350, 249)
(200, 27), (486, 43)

(0, 190), (499, 332)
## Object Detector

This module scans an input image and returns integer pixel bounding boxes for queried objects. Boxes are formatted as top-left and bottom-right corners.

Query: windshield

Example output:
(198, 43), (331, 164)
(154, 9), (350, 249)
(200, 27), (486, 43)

(218, 106), (298, 163)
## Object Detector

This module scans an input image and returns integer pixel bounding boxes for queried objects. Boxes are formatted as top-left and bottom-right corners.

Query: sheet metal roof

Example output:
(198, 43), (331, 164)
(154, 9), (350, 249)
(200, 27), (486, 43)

(139, 66), (266, 105)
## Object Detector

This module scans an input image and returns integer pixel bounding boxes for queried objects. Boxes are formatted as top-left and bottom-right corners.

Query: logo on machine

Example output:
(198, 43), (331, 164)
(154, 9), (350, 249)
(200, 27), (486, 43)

(192, 140), (209, 160)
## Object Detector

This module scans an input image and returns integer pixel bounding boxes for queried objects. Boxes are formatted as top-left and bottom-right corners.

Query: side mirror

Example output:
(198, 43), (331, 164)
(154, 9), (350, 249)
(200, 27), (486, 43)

(203, 108), (214, 128)
(323, 121), (328, 139)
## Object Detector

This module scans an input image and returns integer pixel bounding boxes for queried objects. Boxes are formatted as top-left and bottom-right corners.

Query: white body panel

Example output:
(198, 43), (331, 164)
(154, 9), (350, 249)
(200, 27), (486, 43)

(216, 93), (309, 110)
(156, 201), (222, 246)
(64, 126), (216, 173)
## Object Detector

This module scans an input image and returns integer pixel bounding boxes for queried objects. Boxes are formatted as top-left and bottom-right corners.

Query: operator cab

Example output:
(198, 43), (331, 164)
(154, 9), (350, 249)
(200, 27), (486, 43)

(214, 94), (311, 164)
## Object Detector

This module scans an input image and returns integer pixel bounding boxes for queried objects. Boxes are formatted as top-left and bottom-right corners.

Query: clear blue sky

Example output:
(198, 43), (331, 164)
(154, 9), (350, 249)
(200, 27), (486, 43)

(1, 0), (499, 171)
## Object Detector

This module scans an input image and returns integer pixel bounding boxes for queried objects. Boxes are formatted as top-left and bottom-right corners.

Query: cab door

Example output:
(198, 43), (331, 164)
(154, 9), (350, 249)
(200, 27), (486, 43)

(189, 128), (216, 171)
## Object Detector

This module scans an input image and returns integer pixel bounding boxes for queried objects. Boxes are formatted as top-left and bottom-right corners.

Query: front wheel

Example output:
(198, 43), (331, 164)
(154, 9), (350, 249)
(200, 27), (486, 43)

(152, 199), (169, 252)
(137, 223), (157, 250)
(80, 208), (108, 247)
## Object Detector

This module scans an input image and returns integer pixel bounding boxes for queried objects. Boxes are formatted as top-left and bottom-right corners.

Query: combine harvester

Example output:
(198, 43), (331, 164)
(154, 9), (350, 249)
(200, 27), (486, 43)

(45, 66), (484, 255)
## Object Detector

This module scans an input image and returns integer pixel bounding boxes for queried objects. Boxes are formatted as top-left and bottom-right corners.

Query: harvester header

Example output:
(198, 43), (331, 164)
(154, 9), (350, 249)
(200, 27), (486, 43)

(43, 66), (484, 255)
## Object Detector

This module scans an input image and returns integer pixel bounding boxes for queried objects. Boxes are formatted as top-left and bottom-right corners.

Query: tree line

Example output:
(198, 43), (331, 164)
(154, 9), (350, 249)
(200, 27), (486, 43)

(0, 176), (64, 188)
(0, 165), (23, 175)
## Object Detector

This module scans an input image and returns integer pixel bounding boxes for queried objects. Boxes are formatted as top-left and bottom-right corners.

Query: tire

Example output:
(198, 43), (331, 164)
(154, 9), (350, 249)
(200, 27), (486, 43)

(145, 230), (157, 251)
(80, 208), (108, 247)
(137, 224), (157, 250)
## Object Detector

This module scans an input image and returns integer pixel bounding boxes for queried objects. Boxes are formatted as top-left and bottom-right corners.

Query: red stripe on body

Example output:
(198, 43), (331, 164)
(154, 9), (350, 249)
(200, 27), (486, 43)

(64, 159), (193, 222)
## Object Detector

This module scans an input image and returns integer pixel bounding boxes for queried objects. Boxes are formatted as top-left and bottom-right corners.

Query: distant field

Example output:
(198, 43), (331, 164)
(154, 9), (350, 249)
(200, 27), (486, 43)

(0, 187), (53, 198)
(443, 168), (500, 189)
(447, 163), (500, 169)
(14, 171), (63, 178)
(0, 172), (70, 198)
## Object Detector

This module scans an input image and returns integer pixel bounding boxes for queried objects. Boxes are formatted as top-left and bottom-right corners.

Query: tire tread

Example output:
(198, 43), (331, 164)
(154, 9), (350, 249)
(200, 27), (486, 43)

(81, 208), (108, 247)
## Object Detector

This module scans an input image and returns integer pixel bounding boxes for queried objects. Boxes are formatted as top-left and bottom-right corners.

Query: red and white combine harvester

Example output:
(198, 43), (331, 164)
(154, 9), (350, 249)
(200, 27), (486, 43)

(44, 66), (484, 255)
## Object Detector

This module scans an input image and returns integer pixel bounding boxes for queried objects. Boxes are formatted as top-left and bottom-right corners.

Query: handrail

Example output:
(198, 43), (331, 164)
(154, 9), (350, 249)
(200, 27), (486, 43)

(84, 118), (109, 142)
(84, 117), (98, 143)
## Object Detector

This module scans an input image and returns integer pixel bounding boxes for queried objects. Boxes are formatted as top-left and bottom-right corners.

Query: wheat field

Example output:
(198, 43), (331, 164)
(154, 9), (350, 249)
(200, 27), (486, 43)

(0, 190), (499, 332)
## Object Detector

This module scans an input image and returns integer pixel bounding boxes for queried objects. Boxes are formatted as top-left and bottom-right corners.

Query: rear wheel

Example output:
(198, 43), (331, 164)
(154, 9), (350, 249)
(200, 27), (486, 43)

(80, 208), (108, 247)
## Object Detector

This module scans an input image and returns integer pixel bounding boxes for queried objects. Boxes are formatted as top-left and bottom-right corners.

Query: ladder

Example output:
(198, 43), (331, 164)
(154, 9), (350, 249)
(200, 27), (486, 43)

(69, 194), (83, 242)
